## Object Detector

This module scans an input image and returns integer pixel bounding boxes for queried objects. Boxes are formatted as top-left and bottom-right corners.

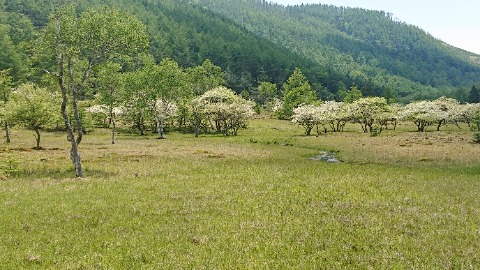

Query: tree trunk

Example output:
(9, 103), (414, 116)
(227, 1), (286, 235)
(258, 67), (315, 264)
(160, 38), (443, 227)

(155, 115), (161, 138)
(216, 120), (221, 133)
(367, 123), (373, 133)
(208, 119), (214, 131)
(4, 122), (10, 143)
(153, 106), (164, 139)
(65, 111), (83, 177)
(34, 129), (41, 149)
(194, 115), (201, 138)
(111, 113), (116, 144)
(361, 123), (368, 133)
(223, 120), (230, 136)
(138, 120), (145, 136)
(63, 107), (83, 177)
(306, 127), (312, 136)
(159, 111), (165, 139)
(417, 123), (425, 132)
(70, 82), (84, 146)
(70, 139), (83, 177)
(437, 120), (445, 131)
(58, 54), (83, 178)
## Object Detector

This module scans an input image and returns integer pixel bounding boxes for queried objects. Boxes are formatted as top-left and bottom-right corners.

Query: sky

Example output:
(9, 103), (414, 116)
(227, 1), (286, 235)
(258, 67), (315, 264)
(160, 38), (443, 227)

(274, 0), (480, 55)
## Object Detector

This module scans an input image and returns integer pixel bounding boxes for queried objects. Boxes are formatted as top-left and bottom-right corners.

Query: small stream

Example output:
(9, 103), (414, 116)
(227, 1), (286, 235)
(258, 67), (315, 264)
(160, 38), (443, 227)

(310, 151), (340, 163)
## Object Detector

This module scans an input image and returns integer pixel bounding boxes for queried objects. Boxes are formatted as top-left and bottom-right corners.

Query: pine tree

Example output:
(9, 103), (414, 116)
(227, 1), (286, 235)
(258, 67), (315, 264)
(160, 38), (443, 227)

(468, 85), (480, 103)
(279, 68), (317, 119)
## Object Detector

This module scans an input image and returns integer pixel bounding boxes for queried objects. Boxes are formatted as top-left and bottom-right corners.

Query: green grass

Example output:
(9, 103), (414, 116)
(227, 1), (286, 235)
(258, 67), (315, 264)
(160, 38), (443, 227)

(1, 119), (480, 269)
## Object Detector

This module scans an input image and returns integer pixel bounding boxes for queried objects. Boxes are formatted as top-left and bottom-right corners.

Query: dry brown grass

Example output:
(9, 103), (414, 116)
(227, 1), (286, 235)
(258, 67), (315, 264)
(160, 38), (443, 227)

(295, 122), (480, 167)
(2, 120), (479, 178)
(1, 126), (275, 181)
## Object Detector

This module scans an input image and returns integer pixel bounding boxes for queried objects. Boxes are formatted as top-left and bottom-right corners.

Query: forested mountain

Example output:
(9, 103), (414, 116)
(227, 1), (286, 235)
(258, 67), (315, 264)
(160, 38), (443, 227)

(1, 0), (327, 96)
(193, 0), (480, 102)
(1, 0), (479, 102)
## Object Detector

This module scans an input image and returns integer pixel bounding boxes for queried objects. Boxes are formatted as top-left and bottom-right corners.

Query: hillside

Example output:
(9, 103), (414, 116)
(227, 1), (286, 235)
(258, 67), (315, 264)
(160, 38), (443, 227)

(1, 0), (330, 96)
(1, 0), (480, 102)
(193, 0), (480, 102)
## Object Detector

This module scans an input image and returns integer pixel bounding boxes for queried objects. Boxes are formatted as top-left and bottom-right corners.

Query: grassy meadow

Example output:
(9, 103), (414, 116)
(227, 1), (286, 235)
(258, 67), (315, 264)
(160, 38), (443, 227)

(1, 119), (480, 269)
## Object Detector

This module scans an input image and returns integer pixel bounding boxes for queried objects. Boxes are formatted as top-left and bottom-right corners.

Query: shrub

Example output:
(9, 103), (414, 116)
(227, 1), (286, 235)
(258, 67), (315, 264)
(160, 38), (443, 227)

(0, 152), (19, 179)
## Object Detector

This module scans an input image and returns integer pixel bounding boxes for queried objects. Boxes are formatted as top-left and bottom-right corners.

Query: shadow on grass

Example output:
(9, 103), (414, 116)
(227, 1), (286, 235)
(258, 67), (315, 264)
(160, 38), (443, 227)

(456, 166), (480, 176)
(0, 147), (62, 153)
(13, 167), (117, 180)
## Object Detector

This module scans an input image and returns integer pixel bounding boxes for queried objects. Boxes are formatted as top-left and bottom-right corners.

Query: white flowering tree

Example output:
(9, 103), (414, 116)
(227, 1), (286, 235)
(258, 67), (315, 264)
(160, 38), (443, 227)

(292, 101), (355, 135)
(228, 101), (255, 136)
(84, 105), (123, 126)
(384, 103), (403, 130)
(449, 103), (480, 128)
(399, 100), (447, 132)
(349, 97), (393, 133)
(292, 104), (320, 135)
(265, 97), (283, 117)
(318, 101), (351, 132)
(432, 97), (460, 131)
(189, 98), (208, 137)
(190, 86), (254, 136)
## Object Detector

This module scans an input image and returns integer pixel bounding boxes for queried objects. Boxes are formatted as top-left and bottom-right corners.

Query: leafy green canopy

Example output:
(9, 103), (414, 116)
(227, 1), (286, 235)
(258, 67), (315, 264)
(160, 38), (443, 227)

(37, 5), (150, 177)
(4, 83), (59, 148)
(279, 68), (317, 119)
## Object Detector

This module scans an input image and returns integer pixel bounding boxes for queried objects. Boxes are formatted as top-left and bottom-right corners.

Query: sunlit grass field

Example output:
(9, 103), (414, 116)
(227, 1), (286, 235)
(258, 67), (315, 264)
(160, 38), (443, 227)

(1, 119), (480, 269)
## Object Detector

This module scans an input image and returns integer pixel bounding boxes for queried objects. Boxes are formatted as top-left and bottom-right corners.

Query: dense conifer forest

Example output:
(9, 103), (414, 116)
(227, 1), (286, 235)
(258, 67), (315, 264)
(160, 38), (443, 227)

(1, 0), (480, 102)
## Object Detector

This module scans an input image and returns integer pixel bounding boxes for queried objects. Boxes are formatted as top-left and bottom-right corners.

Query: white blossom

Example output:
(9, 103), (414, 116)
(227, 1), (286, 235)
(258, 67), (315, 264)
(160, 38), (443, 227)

(451, 103), (480, 127)
(349, 97), (392, 133)
(190, 86), (254, 136)
(155, 99), (178, 119)
(85, 104), (123, 116)
(292, 104), (320, 135)
(399, 100), (446, 131)
(317, 101), (351, 132)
